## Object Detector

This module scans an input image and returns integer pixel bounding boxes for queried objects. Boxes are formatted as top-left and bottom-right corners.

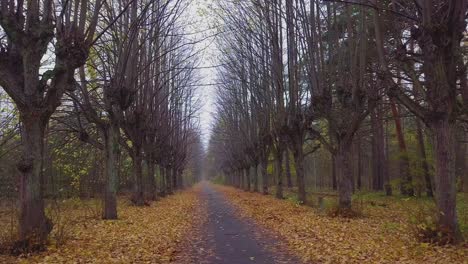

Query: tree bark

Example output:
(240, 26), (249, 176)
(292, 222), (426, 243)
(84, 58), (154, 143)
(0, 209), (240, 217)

(274, 146), (284, 199)
(165, 167), (173, 195)
(245, 167), (251, 191)
(431, 118), (461, 241)
(261, 150), (269, 194)
(17, 113), (52, 242)
(131, 150), (145, 206)
(285, 148), (293, 188)
(253, 164), (259, 192)
(172, 167), (177, 190)
(147, 161), (157, 200)
(335, 142), (353, 209)
(160, 168), (166, 197)
(371, 107), (386, 191)
(248, 167), (252, 191)
(292, 139), (306, 204)
(177, 169), (183, 189)
(102, 122), (119, 219)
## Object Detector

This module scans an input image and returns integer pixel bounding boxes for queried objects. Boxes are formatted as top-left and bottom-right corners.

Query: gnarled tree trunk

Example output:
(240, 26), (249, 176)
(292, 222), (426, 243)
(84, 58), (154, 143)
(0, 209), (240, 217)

(430, 118), (461, 241)
(335, 142), (353, 209)
(292, 138), (306, 204)
(18, 113), (52, 242)
(102, 122), (119, 219)
(131, 149), (145, 206)
(274, 146), (284, 199)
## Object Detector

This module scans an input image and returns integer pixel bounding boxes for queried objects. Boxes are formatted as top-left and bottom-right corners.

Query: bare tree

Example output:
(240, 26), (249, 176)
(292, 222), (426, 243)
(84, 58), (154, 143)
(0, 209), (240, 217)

(0, 0), (102, 244)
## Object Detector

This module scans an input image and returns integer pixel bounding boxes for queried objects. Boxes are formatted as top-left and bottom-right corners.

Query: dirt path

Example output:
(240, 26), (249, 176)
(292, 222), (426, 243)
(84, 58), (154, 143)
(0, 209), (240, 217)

(189, 183), (299, 264)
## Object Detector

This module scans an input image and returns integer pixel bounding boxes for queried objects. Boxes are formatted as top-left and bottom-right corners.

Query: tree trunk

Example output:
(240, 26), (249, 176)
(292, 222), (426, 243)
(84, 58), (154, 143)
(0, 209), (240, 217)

(245, 167), (251, 191)
(233, 171), (237, 188)
(274, 147), (284, 199)
(293, 140), (306, 204)
(431, 118), (461, 241)
(241, 169), (245, 190)
(147, 161), (157, 200)
(390, 100), (413, 196)
(164, 168), (173, 195)
(172, 167), (177, 190)
(231, 172), (236, 188)
(331, 155), (337, 190)
(253, 164), (259, 192)
(102, 122), (119, 219)
(261, 151), (269, 194)
(131, 150), (144, 206)
(160, 168), (166, 197)
(17, 114), (52, 242)
(239, 169), (243, 189)
(416, 119), (433, 197)
(335, 142), (353, 209)
(371, 107), (386, 190)
(177, 169), (183, 189)
(285, 148), (293, 188)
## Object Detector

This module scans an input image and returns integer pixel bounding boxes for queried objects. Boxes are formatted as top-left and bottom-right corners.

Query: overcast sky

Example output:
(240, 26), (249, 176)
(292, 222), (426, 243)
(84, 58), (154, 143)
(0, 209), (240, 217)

(188, 0), (219, 148)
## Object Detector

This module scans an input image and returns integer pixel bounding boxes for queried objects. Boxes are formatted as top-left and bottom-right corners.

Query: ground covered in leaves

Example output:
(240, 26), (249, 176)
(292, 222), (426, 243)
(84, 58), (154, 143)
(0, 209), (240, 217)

(0, 186), (205, 263)
(216, 185), (468, 263)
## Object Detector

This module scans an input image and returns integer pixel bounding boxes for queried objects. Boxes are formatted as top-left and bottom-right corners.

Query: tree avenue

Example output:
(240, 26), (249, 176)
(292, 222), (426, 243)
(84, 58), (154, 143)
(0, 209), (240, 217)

(0, 0), (202, 250)
(206, 0), (467, 244)
(0, 0), (467, 260)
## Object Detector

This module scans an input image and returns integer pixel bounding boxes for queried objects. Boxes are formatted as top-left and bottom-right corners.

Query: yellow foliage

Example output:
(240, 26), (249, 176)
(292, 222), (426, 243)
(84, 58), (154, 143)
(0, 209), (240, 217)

(215, 185), (468, 264)
(0, 186), (205, 263)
